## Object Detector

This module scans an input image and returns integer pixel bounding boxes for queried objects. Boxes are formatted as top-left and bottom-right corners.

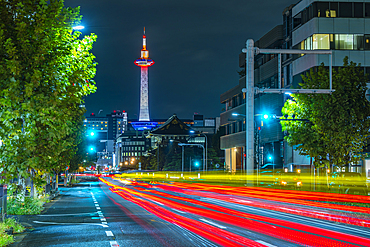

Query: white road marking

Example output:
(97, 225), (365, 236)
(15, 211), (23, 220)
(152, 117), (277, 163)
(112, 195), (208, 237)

(102, 222), (108, 225)
(148, 199), (164, 205)
(39, 212), (96, 217)
(97, 207), (101, 209)
(199, 218), (227, 229)
(256, 240), (278, 247)
(33, 221), (108, 228)
(110, 241), (119, 247)
(101, 218), (106, 221)
(106, 231), (114, 237)
(172, 209), (186, 214)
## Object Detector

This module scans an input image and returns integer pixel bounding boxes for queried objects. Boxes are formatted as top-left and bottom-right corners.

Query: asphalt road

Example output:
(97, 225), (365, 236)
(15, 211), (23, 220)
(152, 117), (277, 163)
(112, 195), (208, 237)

(9, 177), (370, 247)
(11, 181), (215, 247)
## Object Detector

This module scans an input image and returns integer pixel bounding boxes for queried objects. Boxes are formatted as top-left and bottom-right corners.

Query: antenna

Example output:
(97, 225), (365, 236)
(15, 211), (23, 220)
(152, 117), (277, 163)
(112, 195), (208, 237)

(144, 27), (145, 35)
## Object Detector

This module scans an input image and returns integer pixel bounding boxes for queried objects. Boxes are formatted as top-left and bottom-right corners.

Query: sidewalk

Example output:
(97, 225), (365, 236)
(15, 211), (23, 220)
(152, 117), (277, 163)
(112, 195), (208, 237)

(9, 182), (110, 247)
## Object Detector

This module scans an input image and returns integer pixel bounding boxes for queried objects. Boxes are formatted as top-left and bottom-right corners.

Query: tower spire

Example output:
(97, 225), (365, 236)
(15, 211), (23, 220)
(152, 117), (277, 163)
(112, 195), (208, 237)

(134, 28), (155, 122)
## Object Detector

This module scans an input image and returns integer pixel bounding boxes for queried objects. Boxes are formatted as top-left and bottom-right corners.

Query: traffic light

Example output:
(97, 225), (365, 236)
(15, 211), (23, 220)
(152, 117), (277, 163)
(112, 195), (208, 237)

(195, 161), (199, 167)
(267, 155), (273, 161)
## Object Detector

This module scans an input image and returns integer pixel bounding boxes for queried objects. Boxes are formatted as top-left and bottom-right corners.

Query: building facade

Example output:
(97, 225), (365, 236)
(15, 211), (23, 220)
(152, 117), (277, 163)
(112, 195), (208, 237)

(220, 0), (370, 176)
(84, 110), (128, 169)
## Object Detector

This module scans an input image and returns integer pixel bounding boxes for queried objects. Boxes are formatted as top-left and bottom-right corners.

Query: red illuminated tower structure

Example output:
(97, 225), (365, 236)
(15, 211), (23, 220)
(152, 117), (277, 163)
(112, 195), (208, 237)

(134, 27), (154, 122)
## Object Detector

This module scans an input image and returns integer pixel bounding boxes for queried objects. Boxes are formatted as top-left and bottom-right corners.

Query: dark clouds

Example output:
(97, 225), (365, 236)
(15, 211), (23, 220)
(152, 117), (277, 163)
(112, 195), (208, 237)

(64, 0), (298, 119)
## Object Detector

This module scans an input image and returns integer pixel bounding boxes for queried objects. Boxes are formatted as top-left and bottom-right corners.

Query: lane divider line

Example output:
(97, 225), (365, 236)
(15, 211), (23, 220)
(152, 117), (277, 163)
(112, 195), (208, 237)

(106, 231), (114, 237)
(199, 218), (227, 229)
(255, 240), (278, 247)
(110, 241), (119, 247)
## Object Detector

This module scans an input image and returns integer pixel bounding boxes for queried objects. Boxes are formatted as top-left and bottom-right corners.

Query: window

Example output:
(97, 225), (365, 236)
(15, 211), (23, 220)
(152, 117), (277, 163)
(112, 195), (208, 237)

(302, 8), (308, 23)
(293, 13), (301, 28)
(312, 34), (330, 49)
(354, 2), (363, 18)
(305, 36), (312, 50)
(366, 3), (370, 17)
(335, 34), (353, 49)
(354, 34), (364, 50)
(339, 2), (352, 18)
(315, 2), (329, 17)
(329, 2), (338, 17)
(365, 35), (370, 50)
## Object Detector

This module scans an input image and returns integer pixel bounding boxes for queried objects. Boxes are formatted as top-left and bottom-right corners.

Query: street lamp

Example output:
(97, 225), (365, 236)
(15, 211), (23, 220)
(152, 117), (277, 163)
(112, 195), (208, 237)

(170, 139), (185, 174)
(178, 143), (205, 173)
(72, 25), (85, 30)
(189, 130), (207, 172)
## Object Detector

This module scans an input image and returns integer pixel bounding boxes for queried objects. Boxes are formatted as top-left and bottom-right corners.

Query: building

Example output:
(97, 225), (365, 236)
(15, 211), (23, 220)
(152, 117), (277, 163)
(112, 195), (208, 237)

(115, 124), (151, 170)
(84, 110), (128, 169)
(115, 114), (219, 171)
(220, 0), (370, 176)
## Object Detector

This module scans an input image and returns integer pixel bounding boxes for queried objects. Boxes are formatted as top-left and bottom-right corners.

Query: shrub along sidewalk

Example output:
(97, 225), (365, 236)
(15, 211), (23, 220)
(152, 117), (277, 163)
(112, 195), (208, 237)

(0, 218), (25, 247)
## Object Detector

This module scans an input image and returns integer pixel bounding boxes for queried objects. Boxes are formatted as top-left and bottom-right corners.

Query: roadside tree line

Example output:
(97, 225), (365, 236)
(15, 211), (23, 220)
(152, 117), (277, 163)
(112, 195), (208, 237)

(0, 0), (97, 198)
(281, 57), (370, 171)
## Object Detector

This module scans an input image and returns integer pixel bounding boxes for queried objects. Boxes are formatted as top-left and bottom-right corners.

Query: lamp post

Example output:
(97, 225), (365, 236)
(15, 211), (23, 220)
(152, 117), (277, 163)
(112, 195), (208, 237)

(170, 139), (184, 174)
(189, 130), (207, 172)
(178, 143), (205, 173)
(232, 113), (261, 184)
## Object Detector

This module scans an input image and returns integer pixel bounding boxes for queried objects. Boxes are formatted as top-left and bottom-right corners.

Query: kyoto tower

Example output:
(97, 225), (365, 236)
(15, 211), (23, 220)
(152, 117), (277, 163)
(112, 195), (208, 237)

(134, 27), (154, 122)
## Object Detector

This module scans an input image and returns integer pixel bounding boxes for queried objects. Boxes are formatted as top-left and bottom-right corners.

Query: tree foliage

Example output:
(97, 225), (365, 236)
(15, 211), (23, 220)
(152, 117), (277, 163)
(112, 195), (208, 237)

(281, 57), (370, 168)
(0, 0), (97, 185)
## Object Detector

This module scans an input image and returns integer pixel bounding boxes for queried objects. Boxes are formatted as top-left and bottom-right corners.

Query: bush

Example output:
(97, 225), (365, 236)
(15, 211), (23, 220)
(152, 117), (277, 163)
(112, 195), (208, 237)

(0, 232), (13, 247)
(7, 196), (49, 215)
(0, 218), (25, 247)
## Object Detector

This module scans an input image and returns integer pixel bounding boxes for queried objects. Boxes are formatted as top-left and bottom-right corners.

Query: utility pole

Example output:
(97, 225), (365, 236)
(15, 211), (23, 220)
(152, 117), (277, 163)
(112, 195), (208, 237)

(241, 39), (334, 186)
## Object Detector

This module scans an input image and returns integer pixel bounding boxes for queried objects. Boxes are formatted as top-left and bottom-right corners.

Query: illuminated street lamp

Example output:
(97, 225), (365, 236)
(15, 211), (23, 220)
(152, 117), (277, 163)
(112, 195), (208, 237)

(72, 25), (85, 30)
(189, 130), (207, 172)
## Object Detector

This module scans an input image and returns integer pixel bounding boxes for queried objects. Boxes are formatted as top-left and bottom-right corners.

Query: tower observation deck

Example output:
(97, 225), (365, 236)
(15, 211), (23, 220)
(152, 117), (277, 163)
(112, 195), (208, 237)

(134, 27), (154, 122)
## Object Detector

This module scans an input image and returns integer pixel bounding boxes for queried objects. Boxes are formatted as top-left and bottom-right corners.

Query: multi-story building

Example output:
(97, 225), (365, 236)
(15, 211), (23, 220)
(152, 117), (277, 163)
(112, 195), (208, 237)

(115, 113), (220, 170)
(221, 0), (370, 176)
(84, 110), (128, 169)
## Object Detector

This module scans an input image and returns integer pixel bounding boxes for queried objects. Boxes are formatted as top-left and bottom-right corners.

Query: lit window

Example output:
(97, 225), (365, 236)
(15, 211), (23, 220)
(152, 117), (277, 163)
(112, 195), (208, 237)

(101, 122), (103, 124)
(312, 34), (329, 49)
(335, 34), (353, 50)
(305, 36), (312, 50)
(105, 125), (107, 127)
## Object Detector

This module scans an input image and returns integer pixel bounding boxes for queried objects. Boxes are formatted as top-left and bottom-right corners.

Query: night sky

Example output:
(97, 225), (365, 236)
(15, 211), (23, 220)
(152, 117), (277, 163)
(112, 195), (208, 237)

(64, 0), (298, 120)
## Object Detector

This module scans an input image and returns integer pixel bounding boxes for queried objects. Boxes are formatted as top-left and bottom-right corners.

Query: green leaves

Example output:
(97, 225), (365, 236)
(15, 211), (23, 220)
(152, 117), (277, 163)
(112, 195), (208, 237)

(0, 0), (97, 185)
(281, 57), (370, 168)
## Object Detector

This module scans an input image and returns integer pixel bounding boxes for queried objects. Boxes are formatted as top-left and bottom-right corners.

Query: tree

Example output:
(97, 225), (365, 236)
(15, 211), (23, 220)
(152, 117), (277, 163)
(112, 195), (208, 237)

(281, 58), (370, 168)
(0, 0), (97, 186)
